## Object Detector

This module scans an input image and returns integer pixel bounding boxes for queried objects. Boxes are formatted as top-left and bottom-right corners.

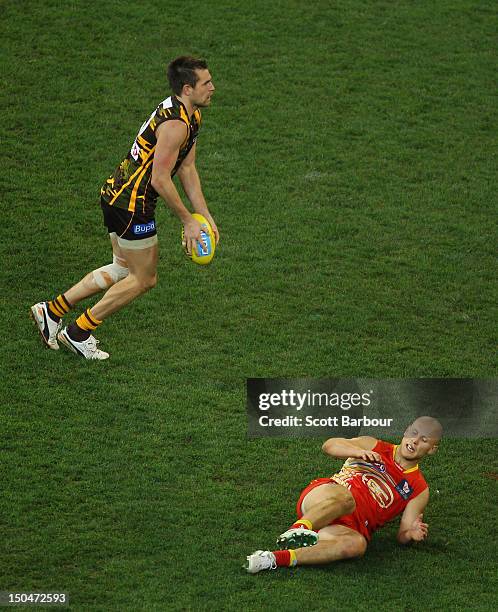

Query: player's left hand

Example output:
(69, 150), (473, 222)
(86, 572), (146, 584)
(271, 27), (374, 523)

(409, 514), (429, 541)
(356, 450), (382, 462)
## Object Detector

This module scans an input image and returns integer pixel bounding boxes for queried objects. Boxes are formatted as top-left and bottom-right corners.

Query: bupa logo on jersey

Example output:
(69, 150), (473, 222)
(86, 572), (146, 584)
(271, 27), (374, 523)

(132, 220), (156, 236)
(361, 473), (394, 509)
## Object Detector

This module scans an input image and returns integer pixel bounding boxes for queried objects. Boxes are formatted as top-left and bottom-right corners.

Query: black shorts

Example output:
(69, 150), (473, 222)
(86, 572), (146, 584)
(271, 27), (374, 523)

(101, 199), (157, 242)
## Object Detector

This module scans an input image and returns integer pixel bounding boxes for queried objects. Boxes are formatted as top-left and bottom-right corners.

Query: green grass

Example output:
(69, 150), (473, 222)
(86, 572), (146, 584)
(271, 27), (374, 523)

(1, 0), (497, 609)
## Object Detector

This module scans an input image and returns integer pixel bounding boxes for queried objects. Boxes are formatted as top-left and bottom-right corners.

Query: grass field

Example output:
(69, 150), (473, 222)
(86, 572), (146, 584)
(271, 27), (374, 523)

(1, 0), (497, 610)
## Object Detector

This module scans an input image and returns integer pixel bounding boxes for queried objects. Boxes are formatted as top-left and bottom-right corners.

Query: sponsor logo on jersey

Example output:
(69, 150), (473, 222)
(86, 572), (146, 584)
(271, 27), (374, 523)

(132, 220), (156, 235)
(395, 479), (413, 500)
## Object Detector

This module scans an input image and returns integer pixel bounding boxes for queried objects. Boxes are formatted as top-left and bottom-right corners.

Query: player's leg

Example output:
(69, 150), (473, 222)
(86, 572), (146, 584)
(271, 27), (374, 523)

(58, 238), (158, 360)
(88, 240), (158, 320)
(30, 233), (128, 350)
(277, 482), (356, 548)
(59, 241), (157, 358)
(293, 525), (367, 564)
(300, 482), (356, 526)
(247, 525), (367, 573)
(63, 233), (129, 305)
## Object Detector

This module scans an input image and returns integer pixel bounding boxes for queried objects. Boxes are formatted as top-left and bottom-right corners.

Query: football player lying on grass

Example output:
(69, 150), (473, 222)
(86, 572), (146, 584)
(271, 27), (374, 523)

(246, 416), (442, 573)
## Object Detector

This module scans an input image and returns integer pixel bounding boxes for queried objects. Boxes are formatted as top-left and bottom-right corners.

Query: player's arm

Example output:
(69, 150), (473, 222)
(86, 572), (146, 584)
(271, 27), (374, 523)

(176, 142), (219, 243)
(397, 488), (430, 545)
(322, 436), (381, 462)
(151, 121), (203, 254)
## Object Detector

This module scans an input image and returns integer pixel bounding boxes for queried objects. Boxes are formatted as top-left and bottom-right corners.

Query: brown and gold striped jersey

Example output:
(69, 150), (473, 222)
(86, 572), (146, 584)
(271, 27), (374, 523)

(100, 95), (201, 216)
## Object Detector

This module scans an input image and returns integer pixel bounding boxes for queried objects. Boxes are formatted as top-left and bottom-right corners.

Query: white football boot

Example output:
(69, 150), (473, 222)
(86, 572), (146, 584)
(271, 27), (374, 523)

(246, 550), (277, 574)
(30, 302), (62, 350)
(276, 527), (319, 549)
(58, 328), (109, 360)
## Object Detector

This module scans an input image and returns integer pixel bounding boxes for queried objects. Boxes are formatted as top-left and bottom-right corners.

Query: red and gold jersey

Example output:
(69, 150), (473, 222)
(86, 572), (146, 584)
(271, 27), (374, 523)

(331, 440), (428, 539)
(100, 96), (201, 216)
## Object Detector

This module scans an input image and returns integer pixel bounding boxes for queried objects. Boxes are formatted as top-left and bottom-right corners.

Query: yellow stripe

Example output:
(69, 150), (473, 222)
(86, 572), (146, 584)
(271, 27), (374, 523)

(109, 147), (156, 207)
(297, 519), (313, 530)
(56, 295), (71, 313)
(136, 135), (154, 158)
(86, 309), (102, 326)
(49, 302), (65, 318)
(128, 159), (154, 213)
(76, 314), (96, 332)
(404, 465), (419, 474)
(289, 549), (297, 567)
(179, 105), (189, 124)
(177, 109), (190, 148)
(394, 444), (419, 473)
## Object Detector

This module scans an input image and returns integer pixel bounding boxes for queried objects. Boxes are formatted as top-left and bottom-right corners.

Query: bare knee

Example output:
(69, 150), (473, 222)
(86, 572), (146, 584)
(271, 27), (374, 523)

(302, 483), (356, 517)
(143, 273), (157, 291)
(343, 493), (356, 515)
(340, 538), (367, 559)
(132, 273), (157, 293)
(334, 486), (356, 515)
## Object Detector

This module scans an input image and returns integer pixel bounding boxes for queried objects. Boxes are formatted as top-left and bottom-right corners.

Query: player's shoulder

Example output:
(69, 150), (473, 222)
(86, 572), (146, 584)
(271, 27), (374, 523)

(413, 467), (429, 490)
(410, 480), (430, 505)
(403, 462), (429, 500)
(372, 439), (395, 454)
(154, 96), (189, 124)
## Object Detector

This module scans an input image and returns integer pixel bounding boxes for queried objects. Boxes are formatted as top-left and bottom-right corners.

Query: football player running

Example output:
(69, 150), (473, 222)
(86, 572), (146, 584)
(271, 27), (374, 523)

(31, 56), (218, 360)
(246, 416), (442, 573)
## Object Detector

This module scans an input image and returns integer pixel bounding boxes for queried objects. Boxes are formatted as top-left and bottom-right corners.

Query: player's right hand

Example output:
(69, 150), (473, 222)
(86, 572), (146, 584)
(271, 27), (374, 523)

(354, 449), (382, 462)
(203, 213), (219, 244)
(183, 217), (204, 255)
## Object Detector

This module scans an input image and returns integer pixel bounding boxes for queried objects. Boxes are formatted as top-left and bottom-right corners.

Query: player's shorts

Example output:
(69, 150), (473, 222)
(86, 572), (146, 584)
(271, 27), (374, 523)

(101, 199), (158, 249)
(296, 478), (372, 541)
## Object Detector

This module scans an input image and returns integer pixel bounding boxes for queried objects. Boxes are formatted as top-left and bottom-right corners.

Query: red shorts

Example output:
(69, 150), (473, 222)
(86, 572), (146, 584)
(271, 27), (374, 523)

(296, 478), (371, 541)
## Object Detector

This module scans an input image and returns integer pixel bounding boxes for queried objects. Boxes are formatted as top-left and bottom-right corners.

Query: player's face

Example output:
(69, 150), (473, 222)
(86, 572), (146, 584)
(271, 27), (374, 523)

(400, 424), (438, 461)
(191, 69), (215, 107)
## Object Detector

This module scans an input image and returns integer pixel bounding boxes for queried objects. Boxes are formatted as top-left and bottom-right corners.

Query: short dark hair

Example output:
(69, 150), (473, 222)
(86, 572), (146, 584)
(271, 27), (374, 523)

(167, 56), (208, 95)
